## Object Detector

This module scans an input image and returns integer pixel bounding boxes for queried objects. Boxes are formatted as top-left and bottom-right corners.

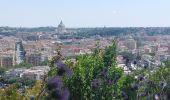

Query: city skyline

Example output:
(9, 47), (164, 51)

(0, 0), (170, 27)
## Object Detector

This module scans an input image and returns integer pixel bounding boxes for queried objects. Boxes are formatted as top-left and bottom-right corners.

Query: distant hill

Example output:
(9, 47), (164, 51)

(0, 27), (170, 36)
(0, 27), (56, 36)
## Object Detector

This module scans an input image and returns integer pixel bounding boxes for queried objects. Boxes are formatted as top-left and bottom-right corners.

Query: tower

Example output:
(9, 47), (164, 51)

(15, 41), (26, 64)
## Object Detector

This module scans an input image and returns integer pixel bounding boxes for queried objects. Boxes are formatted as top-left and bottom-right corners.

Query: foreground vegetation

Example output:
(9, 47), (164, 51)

(0, 41), (170, 100)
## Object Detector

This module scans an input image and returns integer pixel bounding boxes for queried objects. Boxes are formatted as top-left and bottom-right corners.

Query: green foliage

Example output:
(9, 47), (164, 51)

(127, 60), (170, 99)
(0, 84), (26, 100)
(63, 40), (170, 99)
(48, 66), (58, 77)
(2, 77), (36, 87)
(103, 40), (117, 67)
(14, 62), (32, 69)
(65, 41), (133, 100)
(148, 63), (170, 98)
(26, 80), (44, 98)
(40, 60), (49, 66)
(2, 27), (170, 37)
(20, 78), (36, 87)
(0, 67), (6, 75)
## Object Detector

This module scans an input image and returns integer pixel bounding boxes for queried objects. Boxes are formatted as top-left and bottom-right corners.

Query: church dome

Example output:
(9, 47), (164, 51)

(57, 20), (67, 33)
(58, 21), (65, 28)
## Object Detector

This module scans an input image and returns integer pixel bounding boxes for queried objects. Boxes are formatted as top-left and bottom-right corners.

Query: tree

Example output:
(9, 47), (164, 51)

(26, 80), (44, 98)
(14, 62), (32, 68)
(65, 41), (133, 100)
(40, 60), (49, 66)
(0, 84), (25, 100)
(0, 67), (6, 75)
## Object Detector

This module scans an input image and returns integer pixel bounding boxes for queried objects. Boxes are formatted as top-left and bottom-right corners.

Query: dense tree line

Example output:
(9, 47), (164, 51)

(1, 27), (170, 37)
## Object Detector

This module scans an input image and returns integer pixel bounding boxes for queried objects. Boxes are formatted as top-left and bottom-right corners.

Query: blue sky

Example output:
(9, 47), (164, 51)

(0, 0), (170, 27)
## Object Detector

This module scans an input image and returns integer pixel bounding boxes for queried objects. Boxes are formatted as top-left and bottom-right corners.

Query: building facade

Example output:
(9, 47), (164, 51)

(26, 53), (41, 66)
(0, 57), (13, 67)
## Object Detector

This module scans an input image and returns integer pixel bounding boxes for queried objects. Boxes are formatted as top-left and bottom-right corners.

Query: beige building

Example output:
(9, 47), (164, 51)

(0, 57), (13, 67)
(26, 53), (42, 66)
(118, 38), (137, 51)
(124, 39), (137, 50)
(0, 51), (15, 67)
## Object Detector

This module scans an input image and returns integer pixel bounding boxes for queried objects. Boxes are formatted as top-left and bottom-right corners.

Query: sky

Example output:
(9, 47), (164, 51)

(0, 0), (170, 27)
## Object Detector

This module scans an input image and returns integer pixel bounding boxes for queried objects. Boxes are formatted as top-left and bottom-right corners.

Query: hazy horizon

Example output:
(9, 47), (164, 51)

(0, 0), (170, 27)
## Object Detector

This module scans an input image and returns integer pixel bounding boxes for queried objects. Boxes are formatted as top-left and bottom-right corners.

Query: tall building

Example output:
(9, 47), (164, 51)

(15, 41), (26, 64)
(26, 53), (41, 66)
(0, 51), (14, 67)
(125, 39), (137, 50)
(0, 57), (13, 67)
(57, 21), (67, 34)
